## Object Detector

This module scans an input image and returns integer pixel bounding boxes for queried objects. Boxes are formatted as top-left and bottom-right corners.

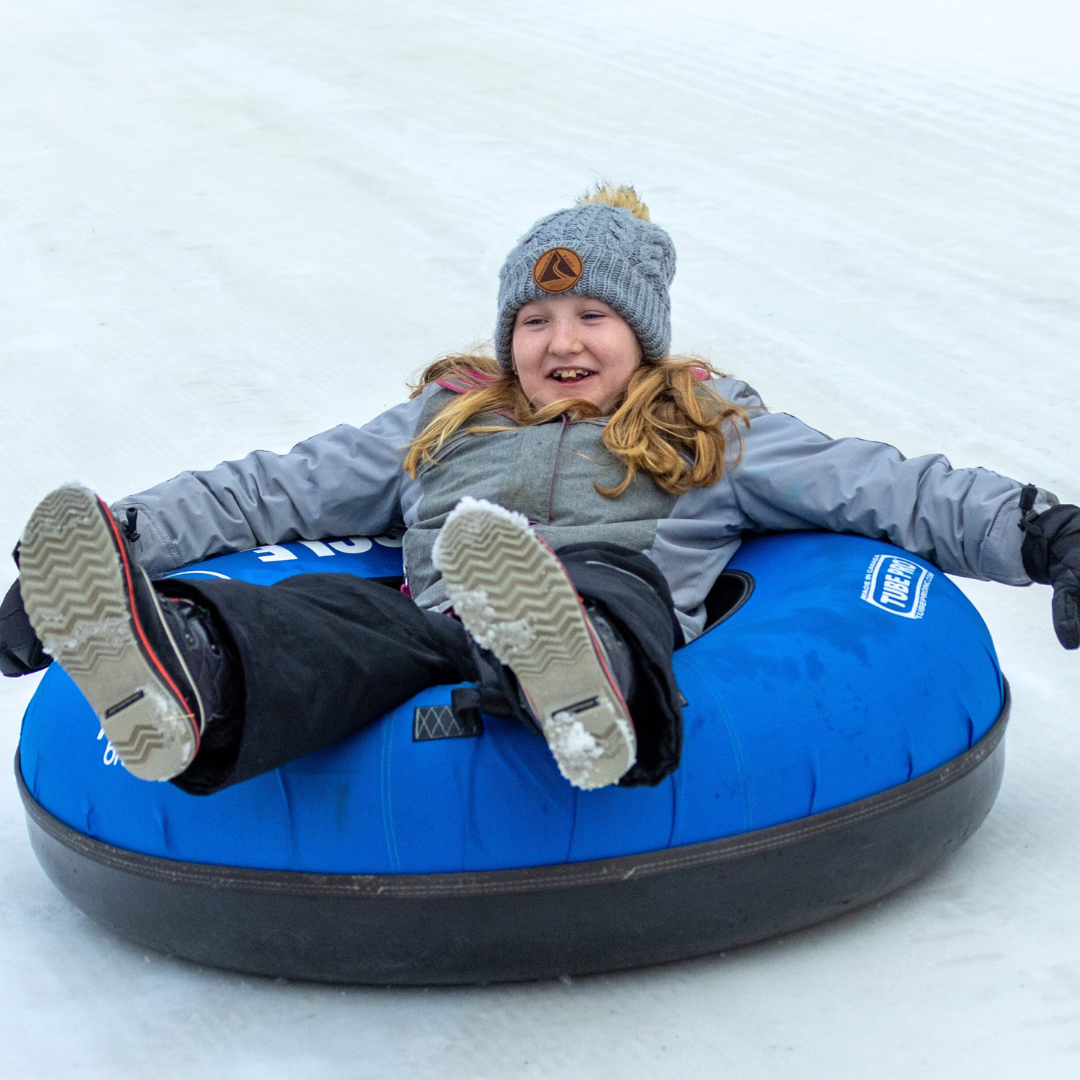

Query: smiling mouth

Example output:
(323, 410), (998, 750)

(548, 368), (596, 384)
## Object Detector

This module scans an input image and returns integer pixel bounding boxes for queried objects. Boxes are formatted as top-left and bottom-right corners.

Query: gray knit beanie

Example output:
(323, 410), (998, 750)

(495, 194), (677, 370)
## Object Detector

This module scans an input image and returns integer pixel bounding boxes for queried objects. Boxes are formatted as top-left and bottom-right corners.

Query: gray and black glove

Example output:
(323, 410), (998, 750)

(1020, 485), (1080, 650)
(0, 578), (51, 677)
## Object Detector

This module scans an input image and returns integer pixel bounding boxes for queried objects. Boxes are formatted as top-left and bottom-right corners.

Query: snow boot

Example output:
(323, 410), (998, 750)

(433, 497), (636, 790)
(18, 485), (231, 782)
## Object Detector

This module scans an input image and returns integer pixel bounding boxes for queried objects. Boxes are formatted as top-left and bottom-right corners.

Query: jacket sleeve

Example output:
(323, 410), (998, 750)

(724, 382), (1048, 585)
(112, 394), (428, 575)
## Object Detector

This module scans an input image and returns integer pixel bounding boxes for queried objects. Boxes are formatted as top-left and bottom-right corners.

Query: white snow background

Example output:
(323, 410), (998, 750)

(2, 0), (1079, 1075)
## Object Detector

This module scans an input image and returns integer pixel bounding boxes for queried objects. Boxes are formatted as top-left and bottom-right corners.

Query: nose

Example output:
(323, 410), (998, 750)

(548, 314), (584, 357)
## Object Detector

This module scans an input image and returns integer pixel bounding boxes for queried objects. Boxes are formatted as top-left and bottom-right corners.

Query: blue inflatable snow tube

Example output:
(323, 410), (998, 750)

(16, 531), (1008, 984)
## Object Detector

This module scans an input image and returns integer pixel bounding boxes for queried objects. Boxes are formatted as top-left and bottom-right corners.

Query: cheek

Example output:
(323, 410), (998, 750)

(598, 329), (641, 379)
(511, 334), (543, 383)
(510, 330), (528, 362)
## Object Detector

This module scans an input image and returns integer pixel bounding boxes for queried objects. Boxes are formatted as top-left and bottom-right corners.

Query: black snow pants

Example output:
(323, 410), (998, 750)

(163, 542), (684, 795)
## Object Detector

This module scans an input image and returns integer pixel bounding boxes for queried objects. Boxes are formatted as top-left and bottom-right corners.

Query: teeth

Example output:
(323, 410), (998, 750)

(551, 369), (592, 380)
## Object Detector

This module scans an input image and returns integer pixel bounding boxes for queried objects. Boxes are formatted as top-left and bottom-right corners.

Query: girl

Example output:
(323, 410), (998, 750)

(3, 185), (1078, 796)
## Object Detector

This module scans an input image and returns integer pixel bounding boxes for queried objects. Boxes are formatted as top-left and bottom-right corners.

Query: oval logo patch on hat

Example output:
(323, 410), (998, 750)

(532, 247), (583, 293)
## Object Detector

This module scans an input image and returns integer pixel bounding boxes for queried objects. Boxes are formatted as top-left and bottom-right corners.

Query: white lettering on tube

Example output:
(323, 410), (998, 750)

(329, 537), (373, 554)
(298, 540), (335, 557)
(254, 545), (298, 562)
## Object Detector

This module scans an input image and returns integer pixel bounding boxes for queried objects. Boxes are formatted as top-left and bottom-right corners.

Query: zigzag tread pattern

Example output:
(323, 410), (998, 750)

(110, 723), (169, 765)
(439, 505), (634, 789)
(21, 486), (198, 781)
(439, 513), (593, 676)
(20, 487), (132, 677)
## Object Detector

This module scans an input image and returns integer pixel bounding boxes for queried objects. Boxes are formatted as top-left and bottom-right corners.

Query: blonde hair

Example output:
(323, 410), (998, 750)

(404, 353), (748, 498)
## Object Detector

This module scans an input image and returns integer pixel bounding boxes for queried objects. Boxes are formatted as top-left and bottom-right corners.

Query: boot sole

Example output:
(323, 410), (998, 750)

(436, 500), (635, 790)
(19, 486), (200, 782)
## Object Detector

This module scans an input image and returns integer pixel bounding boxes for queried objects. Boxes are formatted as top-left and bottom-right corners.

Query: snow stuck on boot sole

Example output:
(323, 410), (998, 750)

(434, 497), (636, 790)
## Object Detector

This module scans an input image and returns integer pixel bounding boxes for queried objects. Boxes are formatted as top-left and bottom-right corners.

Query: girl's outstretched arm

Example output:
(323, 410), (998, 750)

(724, 388), (1056, 586)
(111, 392), (433, 575)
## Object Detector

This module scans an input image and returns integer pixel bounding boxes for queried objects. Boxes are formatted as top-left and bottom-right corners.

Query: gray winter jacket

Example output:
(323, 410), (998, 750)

(114, 378), (1047, 642)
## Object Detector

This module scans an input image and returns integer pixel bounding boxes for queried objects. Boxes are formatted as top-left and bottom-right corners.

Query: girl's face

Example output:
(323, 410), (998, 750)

(511, 295), (642, 415)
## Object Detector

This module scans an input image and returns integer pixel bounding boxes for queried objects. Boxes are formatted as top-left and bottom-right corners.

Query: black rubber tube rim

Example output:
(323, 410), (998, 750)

(16, 683), (1010, 901)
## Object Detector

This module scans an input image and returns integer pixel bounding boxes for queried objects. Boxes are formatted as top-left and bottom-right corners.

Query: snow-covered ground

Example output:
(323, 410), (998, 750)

(2, 0), (1079, 1075)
